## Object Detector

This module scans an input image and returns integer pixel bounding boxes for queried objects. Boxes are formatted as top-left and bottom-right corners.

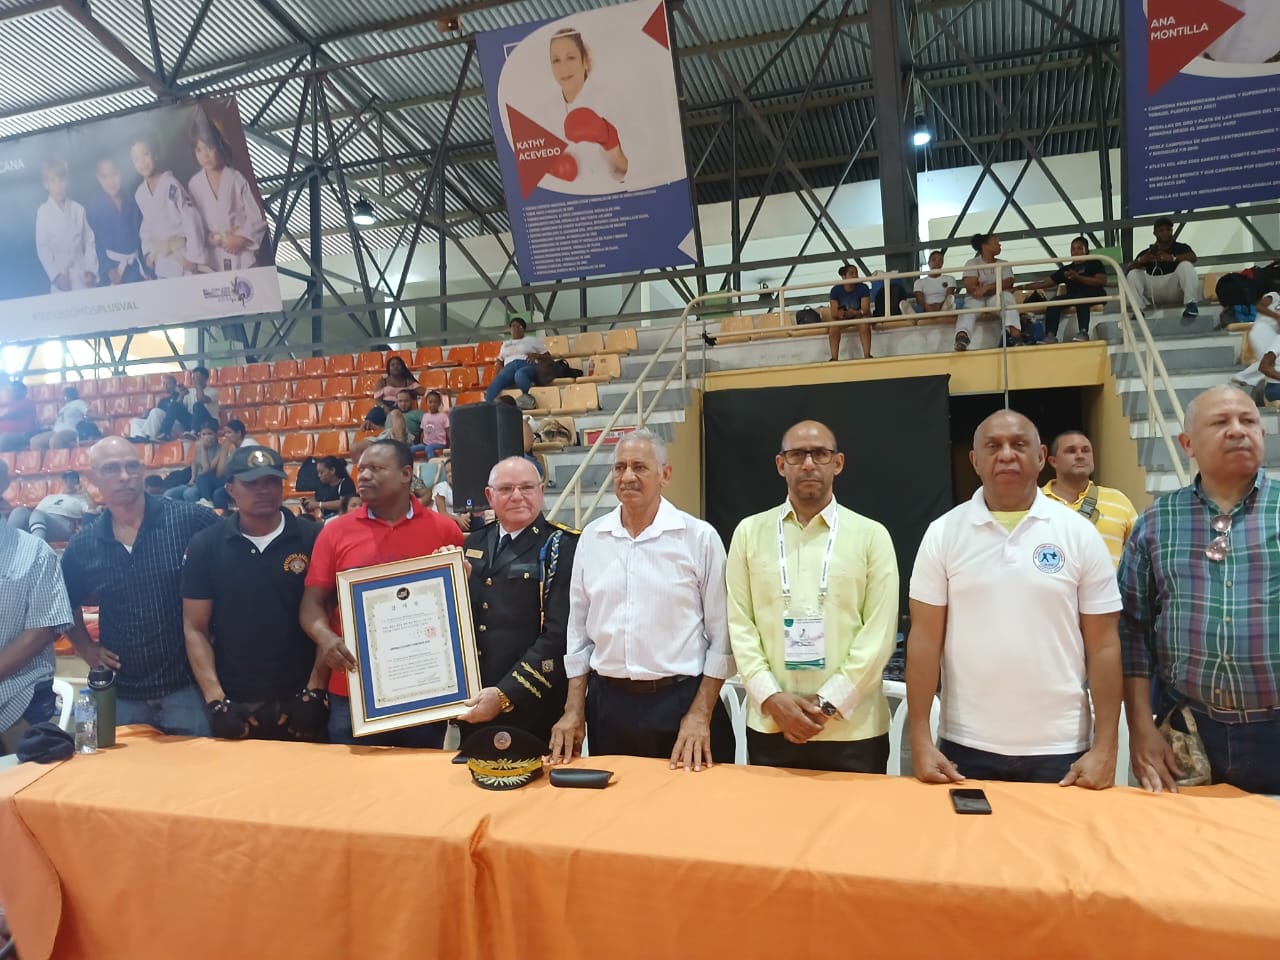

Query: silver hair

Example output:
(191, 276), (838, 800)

(487, 455), (540, 487)
(613, 428), (668, 466)
(1184, 384), (1252, 432)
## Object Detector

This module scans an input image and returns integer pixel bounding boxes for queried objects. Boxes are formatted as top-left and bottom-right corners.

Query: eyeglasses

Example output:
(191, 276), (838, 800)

(1205, 514), (1232, 562)
(97, 460), (144, 477)
(780, 448), (836, 465)
(490, 482), (542, 497)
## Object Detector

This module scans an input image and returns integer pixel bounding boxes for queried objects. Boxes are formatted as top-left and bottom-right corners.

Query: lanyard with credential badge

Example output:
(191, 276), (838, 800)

(777, 506), (838, 616)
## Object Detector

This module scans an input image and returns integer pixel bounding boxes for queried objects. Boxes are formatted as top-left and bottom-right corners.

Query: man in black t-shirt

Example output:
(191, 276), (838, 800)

(1125, 217), (1200, 319)
(1020, 236), (1109, 342)
(181, 446), (328, 741)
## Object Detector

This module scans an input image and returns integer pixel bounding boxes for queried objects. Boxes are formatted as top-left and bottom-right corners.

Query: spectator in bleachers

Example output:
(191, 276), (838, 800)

(868, 276), (911, 321)
(827, 264), (872, 362)
(0, 381), (38, 452)
(1019, 237), (1109, 343)
(143, 474), (165, 497)
(62, 436), (218, 736)
(181, 446), (328, 742)
(131, 373), (185, 441)
(432, 458), (455, 517)
(166, 421), (221, 503)
(187, 365), (220, 425)
(374, 355), (421, 407)
(29, 386), (88, 450)
(395, 388), (424, 444)
(907, 410), (1122, 787)
(301, 457), (355, 520)
(0, 510), (73, 756)
(486, 317), (549, 409)
(301, 439), (463, 746)
(8, 470), (96, 543)
(1231, 286), (1280, 396)
(902, 251), (955, 316)
(351, 405), (400, 463)
(414, 390), (449, 460)
(956, 232), (1021, 351)
(1125, 218), (1200, 319)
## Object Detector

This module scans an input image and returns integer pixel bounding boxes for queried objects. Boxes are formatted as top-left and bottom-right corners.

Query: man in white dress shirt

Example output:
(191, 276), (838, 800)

(549, 430), (736, 771)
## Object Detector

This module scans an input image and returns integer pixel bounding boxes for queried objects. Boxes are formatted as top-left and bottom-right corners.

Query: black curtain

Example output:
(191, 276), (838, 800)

(704, 376), (952, 612)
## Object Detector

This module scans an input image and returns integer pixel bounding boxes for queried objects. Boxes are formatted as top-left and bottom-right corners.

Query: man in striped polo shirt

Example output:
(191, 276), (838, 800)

(1042, 430), (1138, 569)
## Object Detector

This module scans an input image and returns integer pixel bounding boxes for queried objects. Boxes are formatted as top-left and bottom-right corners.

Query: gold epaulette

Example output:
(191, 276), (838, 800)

(547, 519), (580, 535)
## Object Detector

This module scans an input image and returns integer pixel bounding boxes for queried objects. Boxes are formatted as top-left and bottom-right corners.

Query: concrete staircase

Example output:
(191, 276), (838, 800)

(1098, 308), (1273, 495)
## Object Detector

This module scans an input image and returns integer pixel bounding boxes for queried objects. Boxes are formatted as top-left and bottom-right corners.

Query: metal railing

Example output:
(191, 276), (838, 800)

(546, 252), (1192, 526)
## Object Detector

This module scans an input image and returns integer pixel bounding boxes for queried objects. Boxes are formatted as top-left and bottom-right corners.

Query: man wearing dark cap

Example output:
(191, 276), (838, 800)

(301, 439), (464, 746)
(456, 457), (578, 745)
(181, 446), (329, 740)
(484, 316), (549, 408)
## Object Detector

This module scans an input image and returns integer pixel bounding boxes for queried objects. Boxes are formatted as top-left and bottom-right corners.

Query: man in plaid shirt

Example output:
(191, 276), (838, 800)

(1120, 385), (1280, 794)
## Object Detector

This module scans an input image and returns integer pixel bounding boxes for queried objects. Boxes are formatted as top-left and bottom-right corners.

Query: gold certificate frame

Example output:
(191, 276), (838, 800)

(336, 549), (481, 737)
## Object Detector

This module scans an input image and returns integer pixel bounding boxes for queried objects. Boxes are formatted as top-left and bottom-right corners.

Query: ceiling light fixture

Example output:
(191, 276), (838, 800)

(912, 115), (932, 148)
(352, 197), (376, 226)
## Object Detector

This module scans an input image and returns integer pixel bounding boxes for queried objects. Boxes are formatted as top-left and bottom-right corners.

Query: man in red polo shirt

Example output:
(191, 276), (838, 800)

(301, 439), (463, 746)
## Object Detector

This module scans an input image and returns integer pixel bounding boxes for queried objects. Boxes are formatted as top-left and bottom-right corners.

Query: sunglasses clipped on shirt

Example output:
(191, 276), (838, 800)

(1205, 514), (1232, 562)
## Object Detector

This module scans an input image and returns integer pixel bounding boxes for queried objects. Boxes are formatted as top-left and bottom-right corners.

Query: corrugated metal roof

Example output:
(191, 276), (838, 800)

(0, 0), (1123, 262)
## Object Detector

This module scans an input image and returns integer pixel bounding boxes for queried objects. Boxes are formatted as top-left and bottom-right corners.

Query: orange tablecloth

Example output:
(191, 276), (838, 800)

(4, 729), (1280, 959)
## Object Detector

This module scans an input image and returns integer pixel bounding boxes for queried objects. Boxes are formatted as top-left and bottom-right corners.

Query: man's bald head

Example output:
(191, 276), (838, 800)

(781, 420), (837, 452)
(970, 409), (1046, 510)
(973, 410), (1040, 450)
(89, 435), (136, 467)
(88, 435), (145, 507)
(1183, 384), (1252, 433)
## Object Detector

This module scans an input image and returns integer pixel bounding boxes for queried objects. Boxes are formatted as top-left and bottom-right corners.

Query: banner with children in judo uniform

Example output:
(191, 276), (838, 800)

(0, 96), (281, 341)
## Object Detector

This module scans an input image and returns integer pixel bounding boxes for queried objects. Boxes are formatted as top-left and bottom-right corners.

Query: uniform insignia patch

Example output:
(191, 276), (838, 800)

(283, 552), (309, 575)
(465, 548), (484, 559)
(541, 659), (554, 674)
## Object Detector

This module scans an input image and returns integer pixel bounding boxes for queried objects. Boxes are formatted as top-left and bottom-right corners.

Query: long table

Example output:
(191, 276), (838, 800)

(3, 728), (1280, 959)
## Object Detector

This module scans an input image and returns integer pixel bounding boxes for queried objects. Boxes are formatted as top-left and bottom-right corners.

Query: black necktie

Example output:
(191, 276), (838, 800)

(498, 533), (513, 555)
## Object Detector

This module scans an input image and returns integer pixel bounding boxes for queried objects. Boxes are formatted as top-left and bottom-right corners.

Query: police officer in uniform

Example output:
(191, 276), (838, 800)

(457, 457), (578, 745)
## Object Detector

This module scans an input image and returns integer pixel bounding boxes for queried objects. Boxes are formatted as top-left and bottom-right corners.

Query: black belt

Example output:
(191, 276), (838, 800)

(599, 675), (693, 694)
(1193, 701), (1280, 724)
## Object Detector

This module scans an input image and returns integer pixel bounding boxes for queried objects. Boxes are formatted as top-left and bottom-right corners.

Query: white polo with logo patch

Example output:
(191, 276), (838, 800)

(909, 487), (1121, 755)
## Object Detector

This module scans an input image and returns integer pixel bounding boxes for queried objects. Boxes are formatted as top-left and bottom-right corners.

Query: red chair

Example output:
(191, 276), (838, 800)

(144, 374), (168, 392)
(150, 441), (186, 468)
(454, 390), (484, 406)
(445, 345), (477, 367)
(413, 346), (443, 368)
(13, 450), (43, 476)
(86, 399), (107, 418)
(35, 402), (59, 423)
(28, 384), (56, 403)
(244, 362), (271, 383)
(262, 381), (291, 404)
(324, 377), (356, 399)
(472, 365), (493, 388)
(281, 433), (315, 461)
(271, 359), (299, 381)
(287, 404), (319, 430)
(325, 355), (356, 375)
(357, 351), (389, 373)
(475, 340), (503, 364)
(253, 433), (280, 452)
(354, 373), (382, 397)
(418, 369), (448, 392)
(17, 480), (48, 508)
(233, 409), (259, 431)
(319, 401), (353, 427)
(42, 448), (72, 474)
(122, 375), (146, 394)
(237, 383), (266, 405)
(97, 378), (123, 397)
(71, 448), (92, 471)
(215, 366), (245, 386)
(447, 367), (479, 392)
(298, 358), (326, 378)
(293, 379), (324, 402)
(106, 395), (133, 417)
(0, 452), (16, 474)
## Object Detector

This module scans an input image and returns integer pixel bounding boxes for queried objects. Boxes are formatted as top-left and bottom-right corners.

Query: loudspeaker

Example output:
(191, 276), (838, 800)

(449, 402), (524, 512)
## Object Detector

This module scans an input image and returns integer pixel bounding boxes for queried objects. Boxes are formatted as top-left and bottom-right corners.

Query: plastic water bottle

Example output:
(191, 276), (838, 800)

(74, 688), (98, 755)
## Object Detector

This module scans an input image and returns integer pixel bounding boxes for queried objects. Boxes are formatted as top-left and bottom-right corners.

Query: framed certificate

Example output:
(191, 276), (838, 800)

(336, 549), (481, 737)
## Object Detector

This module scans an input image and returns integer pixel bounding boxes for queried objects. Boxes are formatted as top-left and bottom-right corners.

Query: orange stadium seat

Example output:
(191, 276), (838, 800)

(253, 433), (280, 452)
(215, 366), (244, 386)
(76, 380), (99, 398)
(17, 480), (47, 508)
(475, 340), (502, 364)
(85, 399), (107, 419)
(283, 463), (302, 497)
(354, 373), (382, 397)
(454, 390), (484, 406)
(71, 448), (91, 471)
(13, 451), (43, 476)
(105, 396), (133, 418)
(111, 417), (132, 437)
(324, 376), (356, 399)
(244, 362), (271, 383)
(281, 433), (315, 461)
(287, 404), (319, 430)
(413, 346), (443, 368)
(28, 384), (55, 403)
(234, 409), (259, 431)
(259, 406), (288, 431)
(144, 374), (167, 392)
(445, 345), (476, 367)
(237, 383), (266, 405)
(149, 441), (185, 468)
(447, 367), (479, 392)
(122, 375), (146, 394)
(0, 452), (16, 474)
(418, 369), (448, 392)
(357, 351), (387, 373)
(298, 357), (326, 378)
(97, 378), (123, 397)
(472, 365), (492, 388)
(272, 359), (299, 381)
(319, 401), (354, 427)
(42, 448), (71, 474)
(293, 379), (323, 402)
(36, 402), (58, 422)
(314, 431), (350, 458)
(326, 355), (356, 375)
(262, 381), (291, 404)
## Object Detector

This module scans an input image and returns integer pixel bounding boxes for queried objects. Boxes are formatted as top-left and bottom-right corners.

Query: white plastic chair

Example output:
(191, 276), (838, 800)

(719, 681), (748, 765)
(51, 679), (75, 733)
(884, 679), (941, 776)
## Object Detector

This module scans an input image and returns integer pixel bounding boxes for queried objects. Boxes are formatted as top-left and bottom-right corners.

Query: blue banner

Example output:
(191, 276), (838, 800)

(475, 0), (697, 283)
(1124, 0), (1280, 215)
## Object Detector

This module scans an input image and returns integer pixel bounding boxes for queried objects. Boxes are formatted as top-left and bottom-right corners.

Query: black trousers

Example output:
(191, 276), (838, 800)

(1045, 282), (1100, 336)
(746, 729), (889, 774)
(586, 675), (734, 763)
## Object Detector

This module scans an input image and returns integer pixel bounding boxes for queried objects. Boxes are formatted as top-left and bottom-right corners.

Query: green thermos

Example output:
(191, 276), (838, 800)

(88, 666), (116, 747)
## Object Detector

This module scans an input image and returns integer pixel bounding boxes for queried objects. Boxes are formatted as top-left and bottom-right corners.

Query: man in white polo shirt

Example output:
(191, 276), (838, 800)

(905, 410), (1123, 787)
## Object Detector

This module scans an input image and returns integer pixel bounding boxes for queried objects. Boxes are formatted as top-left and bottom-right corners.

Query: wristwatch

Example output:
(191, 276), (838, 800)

(815, 695), (842, 720)
(496, 689), (515, 714)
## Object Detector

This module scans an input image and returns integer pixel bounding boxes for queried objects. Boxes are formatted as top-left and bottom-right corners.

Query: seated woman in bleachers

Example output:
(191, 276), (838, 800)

(373, 355), (421, 407)
(350, 405), (410, 463)
(301, 456), (355, 520)
(955, 232), (1021, 351)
